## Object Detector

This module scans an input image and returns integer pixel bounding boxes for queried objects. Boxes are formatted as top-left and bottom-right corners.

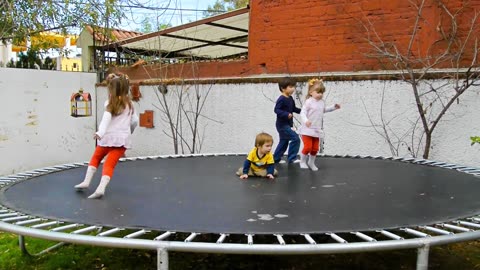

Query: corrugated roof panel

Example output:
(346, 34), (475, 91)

(106, 8), (249, 59)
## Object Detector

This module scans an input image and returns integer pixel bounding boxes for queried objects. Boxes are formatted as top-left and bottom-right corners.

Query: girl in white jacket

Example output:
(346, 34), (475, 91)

(75, 73), (138, 199)
(298, 78), (340, 171)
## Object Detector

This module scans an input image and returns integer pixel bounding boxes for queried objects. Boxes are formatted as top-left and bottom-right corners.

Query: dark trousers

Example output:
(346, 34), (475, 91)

(273, 125), (300, 163)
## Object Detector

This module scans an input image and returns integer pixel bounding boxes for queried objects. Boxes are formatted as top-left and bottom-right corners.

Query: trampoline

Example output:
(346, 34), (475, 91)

(1, 154), (480, 270)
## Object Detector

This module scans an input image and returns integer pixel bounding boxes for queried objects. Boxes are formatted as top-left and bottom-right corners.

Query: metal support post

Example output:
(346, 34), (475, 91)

(157, 248), (169, 270)
(416, 244), (430, 270)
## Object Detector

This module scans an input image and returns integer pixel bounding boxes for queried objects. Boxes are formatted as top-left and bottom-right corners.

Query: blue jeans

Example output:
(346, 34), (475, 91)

(273, 125), (300, 163)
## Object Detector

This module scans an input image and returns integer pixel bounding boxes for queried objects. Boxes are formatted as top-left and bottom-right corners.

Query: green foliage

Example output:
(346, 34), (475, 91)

(203, 0), (249, 17)
(0, 0), (125, 44)
(135, 16), (172, 33)
(8, 51), (56, 70)
(471, 136), (480, 145)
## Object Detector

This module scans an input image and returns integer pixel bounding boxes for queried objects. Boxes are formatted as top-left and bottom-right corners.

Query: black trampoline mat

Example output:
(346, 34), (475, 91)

(1, 156), (480, 234)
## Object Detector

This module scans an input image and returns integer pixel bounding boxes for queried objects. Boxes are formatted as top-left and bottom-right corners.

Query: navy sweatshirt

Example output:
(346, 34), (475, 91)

(274, 95), (301, 128)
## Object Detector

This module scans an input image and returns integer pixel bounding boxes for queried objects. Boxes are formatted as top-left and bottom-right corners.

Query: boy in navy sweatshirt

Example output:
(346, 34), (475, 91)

(273, 77), (301, 164)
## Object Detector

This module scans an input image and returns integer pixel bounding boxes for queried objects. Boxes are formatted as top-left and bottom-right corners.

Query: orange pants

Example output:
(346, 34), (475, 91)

(301, 135), (320, 156)
(89, 146), (126, 177)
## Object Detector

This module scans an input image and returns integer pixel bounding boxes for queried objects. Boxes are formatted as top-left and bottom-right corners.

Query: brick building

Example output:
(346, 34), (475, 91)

(112, 0), (480, 82)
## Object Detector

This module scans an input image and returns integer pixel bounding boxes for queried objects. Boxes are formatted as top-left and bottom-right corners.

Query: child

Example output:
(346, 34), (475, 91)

(74, 73), (139, 199)
(298, 78), (340, 171)
(237, 132), (278, 180)
(273, 77), (302, 164)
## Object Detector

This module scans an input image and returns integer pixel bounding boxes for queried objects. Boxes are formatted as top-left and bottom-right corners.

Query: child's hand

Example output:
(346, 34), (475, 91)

(94, 134), (101, 140)
(305, 120), (312, 127)
(239, 174), (248, 180)
(288, 113), (293, 119)
(266, 174), (274, 180)
(335, 104), (341, 109)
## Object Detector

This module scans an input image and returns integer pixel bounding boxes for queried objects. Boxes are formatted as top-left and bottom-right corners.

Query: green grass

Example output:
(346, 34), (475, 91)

(2, 231), (480, 269)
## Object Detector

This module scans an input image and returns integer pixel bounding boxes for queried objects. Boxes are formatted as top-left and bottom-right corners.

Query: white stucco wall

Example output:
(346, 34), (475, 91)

(0, 68), (97, 175)
(1, 69), (478, 176)
(97, 79), (480, 168)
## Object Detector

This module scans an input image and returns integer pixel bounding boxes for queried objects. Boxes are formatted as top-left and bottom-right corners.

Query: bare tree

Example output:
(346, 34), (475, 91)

(360, 0), (480, 159)
(153, 79), (222, 155)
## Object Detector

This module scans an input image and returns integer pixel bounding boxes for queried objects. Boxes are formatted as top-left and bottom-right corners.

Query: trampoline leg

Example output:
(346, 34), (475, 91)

(416, 245), (430, 270)
(18, 235), (66, 257)
(157, 248), (169, 270)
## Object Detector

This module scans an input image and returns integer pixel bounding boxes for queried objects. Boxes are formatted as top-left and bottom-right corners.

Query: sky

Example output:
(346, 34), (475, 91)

(118, 0), (220, 31)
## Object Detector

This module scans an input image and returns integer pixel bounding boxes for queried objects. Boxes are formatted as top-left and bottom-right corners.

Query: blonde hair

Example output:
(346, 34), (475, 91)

(255, 132), (273, 147)
(306, 78), (326, 100)
(106, 73), (132, 116)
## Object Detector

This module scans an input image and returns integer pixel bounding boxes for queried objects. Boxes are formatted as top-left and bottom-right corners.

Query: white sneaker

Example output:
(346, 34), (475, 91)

(279, 160), (286, 164)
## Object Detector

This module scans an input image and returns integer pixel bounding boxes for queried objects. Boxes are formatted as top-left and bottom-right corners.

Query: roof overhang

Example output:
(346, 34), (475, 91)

(103, 7), (249, 59)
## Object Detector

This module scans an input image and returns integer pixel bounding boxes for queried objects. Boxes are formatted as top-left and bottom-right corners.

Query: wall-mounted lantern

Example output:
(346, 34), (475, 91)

(71, 88), (92, 117)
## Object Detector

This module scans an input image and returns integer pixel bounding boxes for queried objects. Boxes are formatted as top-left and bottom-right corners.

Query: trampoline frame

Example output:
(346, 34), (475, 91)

(1, 153), (480, 270)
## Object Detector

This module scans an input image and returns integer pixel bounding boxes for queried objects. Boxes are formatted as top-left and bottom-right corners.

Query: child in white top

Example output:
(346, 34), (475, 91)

(75, 73), (139, 199)
(298, 78), (340, 171)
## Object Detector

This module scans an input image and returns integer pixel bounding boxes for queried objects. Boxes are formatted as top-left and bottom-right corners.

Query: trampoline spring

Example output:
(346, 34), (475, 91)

(430, 161), (446, 166)
(125, 229), (149, 239)
(470, 217), (480, 223)
(420, 226), (453, 235)
(246, 234), (254, 245)
(52, 165), (70, 170)
(184, 232), (199, 242)
(72, 226), (100, 235)
(0, 176), (17, 180)
(154, 231), (175, 241)
(377, 230), (404, 240)
(456, 221), (480, 229)
(97, 227), (124, 237)
(401, 228), (430, 238)
(15, 172), (35, 177)
(216, 234), (228, 244)
(301, 234), (317, 244)
(32, 169), (51, 173)
(440, 223), (472, 232)
(42, 167), (61, 172)
(0, 213), (19, 218)
(2, 215), (30, 223)
(5, 176), (24, 180)
(351, 232), (376, 242)
(31, 221), (62, 229)
(72, 162), (89, 166)
(15, 218), (45, 226)
(438, 163), (456, 168)
(458, 168), (480, 173)
(51, 223), (82, 232)
(326, 233), (348, 243)
(420, 160), (436, 165)
(274, 234), (286, 245)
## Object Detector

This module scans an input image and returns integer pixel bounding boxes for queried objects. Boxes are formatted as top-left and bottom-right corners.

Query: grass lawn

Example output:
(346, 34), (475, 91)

(2, 231), (480, 269)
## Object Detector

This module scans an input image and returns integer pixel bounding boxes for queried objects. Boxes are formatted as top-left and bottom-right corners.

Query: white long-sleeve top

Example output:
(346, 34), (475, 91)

(96, 101), (139, 149)
(298, 98), (336, 138)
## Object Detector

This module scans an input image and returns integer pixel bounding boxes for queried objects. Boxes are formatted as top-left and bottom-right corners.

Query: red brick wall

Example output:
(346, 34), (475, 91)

(117, 0), (479, 81)
(115, 60), (252, 83)
(248, 0), (480, 74)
